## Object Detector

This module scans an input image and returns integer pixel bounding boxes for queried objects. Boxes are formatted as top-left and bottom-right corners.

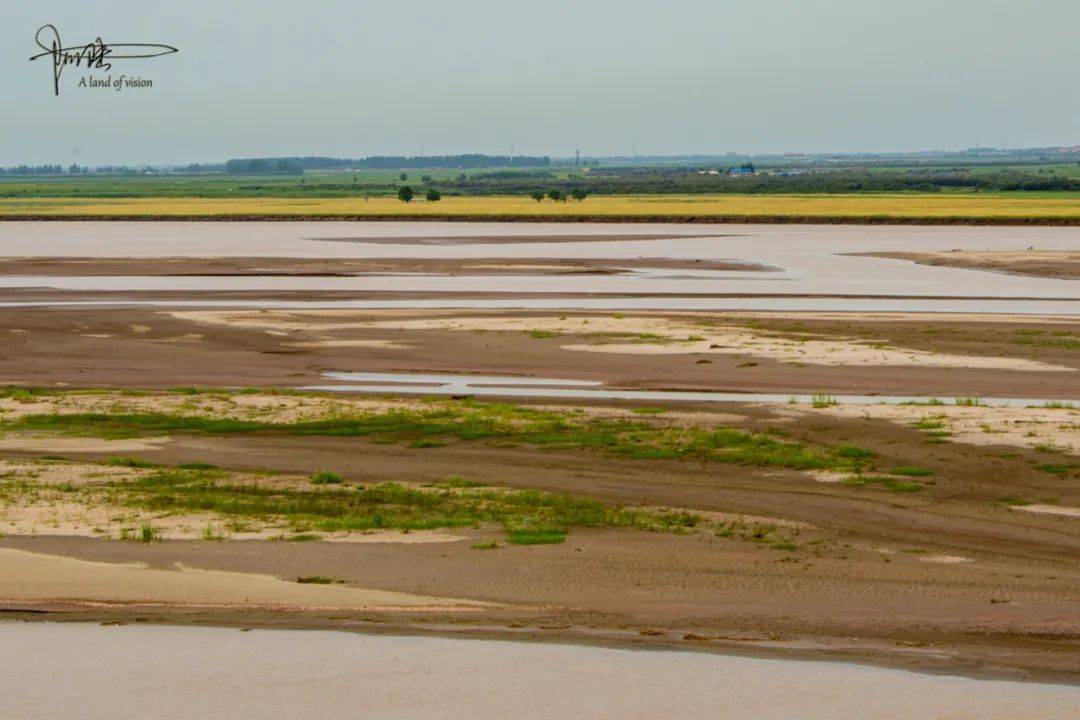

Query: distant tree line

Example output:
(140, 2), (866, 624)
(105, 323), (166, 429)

(225, 155), (552, 171)
(224, 159), (303, 175)
(0, 163), (226, 176)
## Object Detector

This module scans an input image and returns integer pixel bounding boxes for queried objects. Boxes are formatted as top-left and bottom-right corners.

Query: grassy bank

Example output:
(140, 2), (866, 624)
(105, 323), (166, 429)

(114, 470), (704, 544)
(0, 458), (801, 548)
(3, 194), (1080, 223)
(4, 399), (874, 473)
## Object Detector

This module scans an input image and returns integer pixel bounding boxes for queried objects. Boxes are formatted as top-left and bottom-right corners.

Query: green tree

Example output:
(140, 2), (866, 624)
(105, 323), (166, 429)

(397, 186), (415, 202)
(570, 188), (589, 201)
(421, 175), (432, 183)
(426, 188), (442, 201)
(400, 172), (408, 182)
(547, 189), (562, 202)
(530, 190), (545, 202)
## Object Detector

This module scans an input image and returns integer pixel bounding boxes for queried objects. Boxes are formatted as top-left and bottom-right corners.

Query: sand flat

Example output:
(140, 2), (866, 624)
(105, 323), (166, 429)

(0, 548), (489, 611)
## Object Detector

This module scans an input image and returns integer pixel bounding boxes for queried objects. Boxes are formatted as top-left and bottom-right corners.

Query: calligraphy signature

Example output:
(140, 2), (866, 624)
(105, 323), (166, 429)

(29, 24), (178, 96)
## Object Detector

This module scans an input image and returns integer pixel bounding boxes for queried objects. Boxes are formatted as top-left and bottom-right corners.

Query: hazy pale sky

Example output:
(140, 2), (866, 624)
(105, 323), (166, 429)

(5, 0), (1079, 165)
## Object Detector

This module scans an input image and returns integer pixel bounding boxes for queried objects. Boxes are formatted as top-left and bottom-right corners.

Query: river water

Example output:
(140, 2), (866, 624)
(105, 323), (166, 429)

(0, 222), (1077, 314)
(0, 623), (1075, 720)
(306, 371), (1080, 406)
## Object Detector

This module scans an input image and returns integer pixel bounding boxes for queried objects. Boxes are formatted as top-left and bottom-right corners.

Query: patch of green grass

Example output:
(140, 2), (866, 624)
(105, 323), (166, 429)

(528, 329), (558, 339)
(285, 533), (322, 542)
(998, 496), (1033, 506)
(5, 401), (872, 474)
(470, 539), (501, 550)
(506, 527), (567, 545)
(105, 456), (158, 468)
(833, 444), (875, 461)
(409, 438), (447, 449)
(843, 475), (923, 493)
(810, 393), (838, 408)
(1034, 463), (1072, 475)
(0, 387), (46, 403)
(97, 468), (715, 545)
(434, 475), (485, 489)
(1041, 401), (1076, 410)
(296, 576), (340, 584)
(954, 397), (984, 407)
(911, 417), (947, 430)
(1012, 334), (1080, 351)
(311, 471), (344, 485)
(713, 521), (798, 551)
(631, 407), (667, 415)
(139, 523), (157, 542)
(889, 465), (933, 477)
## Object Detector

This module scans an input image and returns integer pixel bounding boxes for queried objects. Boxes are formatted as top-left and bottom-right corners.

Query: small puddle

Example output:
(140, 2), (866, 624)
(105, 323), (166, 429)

(306, 372), (1078, 407)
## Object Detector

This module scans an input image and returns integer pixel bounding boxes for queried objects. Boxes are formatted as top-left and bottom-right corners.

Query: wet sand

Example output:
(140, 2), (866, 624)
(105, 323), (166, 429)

(859, 250), (1080, 280)
(1, 307), (1078, 398)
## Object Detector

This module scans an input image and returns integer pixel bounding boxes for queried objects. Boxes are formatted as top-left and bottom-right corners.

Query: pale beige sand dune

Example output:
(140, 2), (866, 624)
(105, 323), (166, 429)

(0, 548), (490, 611)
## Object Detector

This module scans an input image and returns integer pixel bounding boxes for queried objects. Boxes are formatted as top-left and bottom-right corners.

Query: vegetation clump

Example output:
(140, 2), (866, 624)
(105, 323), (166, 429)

(6, 399), (876, 474)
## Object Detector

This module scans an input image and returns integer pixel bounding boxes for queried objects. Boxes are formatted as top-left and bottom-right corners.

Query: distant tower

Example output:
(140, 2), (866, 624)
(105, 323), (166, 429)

(575, 149), (581, 166)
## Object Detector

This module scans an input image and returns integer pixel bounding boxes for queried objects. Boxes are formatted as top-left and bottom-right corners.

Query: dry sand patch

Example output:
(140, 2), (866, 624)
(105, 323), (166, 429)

(1013, 505), (1080, 519)
(857, 250), (1080, 280)
(0, 548), (489, 611)
(779, 403), (1080, 455)
(0, 437), (171, 454)
(361, 314), (1071, 371)
(284, 339), (414, 349)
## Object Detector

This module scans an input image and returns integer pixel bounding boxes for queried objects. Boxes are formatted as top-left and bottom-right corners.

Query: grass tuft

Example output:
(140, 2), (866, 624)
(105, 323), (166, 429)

(311, 471), (344, 485)
(889, 465), (933, 477)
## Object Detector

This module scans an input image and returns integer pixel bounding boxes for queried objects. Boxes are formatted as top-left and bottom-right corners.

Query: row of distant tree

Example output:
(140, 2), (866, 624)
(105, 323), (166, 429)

(227, 155), (552, 173)
(0, 155), (553, 177)
(0, 162), (226, 176)
(395, 186), (590, 202)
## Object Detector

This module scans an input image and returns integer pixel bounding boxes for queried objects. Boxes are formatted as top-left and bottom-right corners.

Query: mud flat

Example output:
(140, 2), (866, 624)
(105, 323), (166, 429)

(1, 307), (1078, 398)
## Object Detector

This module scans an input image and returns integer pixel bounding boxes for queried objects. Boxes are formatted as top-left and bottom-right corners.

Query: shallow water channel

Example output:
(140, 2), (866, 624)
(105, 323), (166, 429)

(306, 371), (1080, 407)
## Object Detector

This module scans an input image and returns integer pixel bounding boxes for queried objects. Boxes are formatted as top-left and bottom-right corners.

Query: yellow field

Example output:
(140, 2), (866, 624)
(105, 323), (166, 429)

(3, 194), (1080, 221)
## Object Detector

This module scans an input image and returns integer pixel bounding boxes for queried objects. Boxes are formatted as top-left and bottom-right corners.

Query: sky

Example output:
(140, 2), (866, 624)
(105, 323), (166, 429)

(4, 0), (1080, 165)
